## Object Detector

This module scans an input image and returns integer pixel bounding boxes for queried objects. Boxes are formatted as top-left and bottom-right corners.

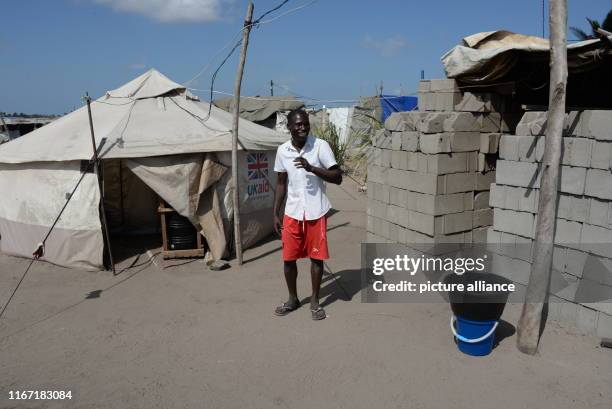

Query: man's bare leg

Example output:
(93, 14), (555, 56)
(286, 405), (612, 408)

(275, 260), (300, 316)
(310, 259), (326, 320)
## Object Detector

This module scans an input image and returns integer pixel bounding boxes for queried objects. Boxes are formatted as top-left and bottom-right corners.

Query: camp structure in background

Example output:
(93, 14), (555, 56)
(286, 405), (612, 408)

(0, 69), (289, 270)
(213, 95), (304, 134)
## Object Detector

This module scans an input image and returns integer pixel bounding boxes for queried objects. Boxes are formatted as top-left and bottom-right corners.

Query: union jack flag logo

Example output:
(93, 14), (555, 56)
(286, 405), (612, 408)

(247, 153), (269, 180)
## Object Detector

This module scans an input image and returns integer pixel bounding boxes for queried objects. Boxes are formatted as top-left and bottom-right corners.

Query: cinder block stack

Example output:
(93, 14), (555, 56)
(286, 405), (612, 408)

(366, 79), (512, 246)
(487, 110), (612, 336)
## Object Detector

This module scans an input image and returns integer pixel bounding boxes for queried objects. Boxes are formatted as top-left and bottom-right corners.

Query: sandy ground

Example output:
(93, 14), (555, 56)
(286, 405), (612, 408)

(1, 179), (611, 409)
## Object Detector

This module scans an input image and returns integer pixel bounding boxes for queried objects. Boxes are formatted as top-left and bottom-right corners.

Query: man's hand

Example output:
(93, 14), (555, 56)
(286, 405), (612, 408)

(293, 157), (312, 172)
(274, 215), (283, 236)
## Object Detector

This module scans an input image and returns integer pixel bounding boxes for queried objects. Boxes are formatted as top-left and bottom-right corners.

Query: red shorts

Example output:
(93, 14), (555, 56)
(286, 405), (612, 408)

(281, 214), (329, 261)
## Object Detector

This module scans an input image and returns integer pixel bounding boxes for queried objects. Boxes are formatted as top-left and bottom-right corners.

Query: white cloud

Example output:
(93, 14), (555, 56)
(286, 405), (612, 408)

(363, 35), (409, 58)
(95, 0), (226, 23)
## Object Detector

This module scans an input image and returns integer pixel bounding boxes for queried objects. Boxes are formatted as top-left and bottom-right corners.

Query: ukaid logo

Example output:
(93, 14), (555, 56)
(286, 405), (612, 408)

(246, 153), (270, 200)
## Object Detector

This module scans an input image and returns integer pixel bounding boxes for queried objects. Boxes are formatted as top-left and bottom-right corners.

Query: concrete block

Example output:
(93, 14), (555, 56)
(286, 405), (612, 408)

(454, 92), (499, 112)
(580, 223), (612, 258)
(479, 133), (501, 154)
(374, 129), (392, 148)
(562, 137), (593, 168)
(368, 147), (382, 166)
(408, 210), (436, 235)
(391, 151), (412, 170)
(588, 198), (612, 228)
(389, 186), (407, 207)
(493, 208), (534, 238)
(366, 232), (387, 244)
(564, 248), (587, 278)
(418, 93), (433, 112)
(433, 92), (462, 111)
(441, 211), (474, 234)
(473, 208), (493, 228)
(418, 80), (431, 93)
(367, 198), (388, 219)
(381, 149), (392, 167)
(419, 133), (451, 154)
(475, 112), (502, 132)
(554, 218), (582, 245)
(386, 205), (407, 227)
(489, 184), (504, 208)
(515, 111), (547, 136)
(474, 191), (490, 209)
(387, 222), (399, 242)
(388, 168), (442, 195)
(517, 135), (544, 162)
(499, 134), (519, 161)
(475, 171), (496, 191)
(401, 131), (419, 152)
(496, 160), (586, 195)
(419, 112), (450, 134)
(557, 194), (588, 223)
(450, 132), (480, 152)
(473, 226), (489, 243)
(560, 166), (587, 195)
(570, 110), (612, 140)
(368, 164), (388, 184)
(429, 192), (472, 215)
(429, 79), (459, 92)
(385, 113), (405, 132)
(442, 112), (478, 132)
(367, 182), (389, 203)
(391, 132), (402, 150)
(590, 141), (612, 170)
(585, 169), (612, 200)
(443, 172), (476, 194)
(427, 152), (471, 175)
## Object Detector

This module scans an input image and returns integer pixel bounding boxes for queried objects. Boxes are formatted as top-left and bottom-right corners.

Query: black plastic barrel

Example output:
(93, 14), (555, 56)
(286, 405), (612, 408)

(444, 272), (512, 321)
(167, 212), (197, 250)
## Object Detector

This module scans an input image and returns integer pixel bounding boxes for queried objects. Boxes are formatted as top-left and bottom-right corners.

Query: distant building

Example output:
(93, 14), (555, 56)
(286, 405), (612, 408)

(0, 116), (56, 143)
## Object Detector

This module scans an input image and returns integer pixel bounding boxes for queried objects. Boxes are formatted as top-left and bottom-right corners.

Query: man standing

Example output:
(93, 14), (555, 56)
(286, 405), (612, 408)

(273, 109), (342, 320)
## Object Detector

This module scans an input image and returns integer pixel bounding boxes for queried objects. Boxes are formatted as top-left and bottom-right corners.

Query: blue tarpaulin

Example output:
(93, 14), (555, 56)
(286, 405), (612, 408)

(380, 95), (418, 122)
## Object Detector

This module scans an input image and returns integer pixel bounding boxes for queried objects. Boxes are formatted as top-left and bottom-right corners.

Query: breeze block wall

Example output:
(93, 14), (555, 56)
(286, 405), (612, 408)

(366, 79), (518, 245)
(487, 110), (612, 337)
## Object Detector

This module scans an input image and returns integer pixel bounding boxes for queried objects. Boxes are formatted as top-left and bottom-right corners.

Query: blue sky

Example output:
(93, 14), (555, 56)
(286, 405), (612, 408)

(0, 0), (609, 114)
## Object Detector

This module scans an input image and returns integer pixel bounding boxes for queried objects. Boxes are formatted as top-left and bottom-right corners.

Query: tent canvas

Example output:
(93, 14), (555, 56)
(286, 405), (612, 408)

(0, 69), (289, 270)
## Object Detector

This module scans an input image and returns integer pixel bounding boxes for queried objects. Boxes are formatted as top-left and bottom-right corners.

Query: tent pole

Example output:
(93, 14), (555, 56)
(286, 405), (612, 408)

(516, 0), (567, 355)
(85, 93), (116, 275)
(231, 2), (254, 266)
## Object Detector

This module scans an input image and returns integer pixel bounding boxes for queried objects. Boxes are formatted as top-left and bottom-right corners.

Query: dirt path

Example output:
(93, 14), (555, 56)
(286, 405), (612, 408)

(1, 179), (611, 409)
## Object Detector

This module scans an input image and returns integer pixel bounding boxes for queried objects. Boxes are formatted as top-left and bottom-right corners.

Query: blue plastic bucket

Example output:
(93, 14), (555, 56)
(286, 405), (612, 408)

(451, 316), (498, 356)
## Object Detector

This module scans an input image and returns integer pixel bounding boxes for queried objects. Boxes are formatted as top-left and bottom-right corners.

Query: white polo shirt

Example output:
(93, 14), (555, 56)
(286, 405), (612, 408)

(274, 135), (338, 221)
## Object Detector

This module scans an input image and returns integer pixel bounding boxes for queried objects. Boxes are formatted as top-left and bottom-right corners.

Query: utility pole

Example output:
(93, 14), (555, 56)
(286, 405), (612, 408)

(231, 2), (254, 265)
(270, 80), (274, 96)
(517, 0), (567, 355)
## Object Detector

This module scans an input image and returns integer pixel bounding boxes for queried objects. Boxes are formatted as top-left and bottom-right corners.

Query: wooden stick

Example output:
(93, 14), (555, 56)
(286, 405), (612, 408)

(516, 0), (568, 355)
(85, 93), (116, 275)
(231, 2), (254, 265)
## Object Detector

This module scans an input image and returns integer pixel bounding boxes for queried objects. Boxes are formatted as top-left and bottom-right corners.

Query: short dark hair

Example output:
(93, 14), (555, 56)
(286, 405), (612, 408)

(287, 108), (309, 125)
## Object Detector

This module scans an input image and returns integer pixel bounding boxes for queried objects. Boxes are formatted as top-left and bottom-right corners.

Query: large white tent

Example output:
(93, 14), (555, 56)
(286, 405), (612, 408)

(0, 69), (288, 269)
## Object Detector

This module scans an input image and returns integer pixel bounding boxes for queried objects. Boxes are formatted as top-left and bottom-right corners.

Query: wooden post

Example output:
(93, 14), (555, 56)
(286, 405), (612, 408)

(231, 2), (254, 265)
(516, 0), (568, 355)
(85, 93), (116, 275)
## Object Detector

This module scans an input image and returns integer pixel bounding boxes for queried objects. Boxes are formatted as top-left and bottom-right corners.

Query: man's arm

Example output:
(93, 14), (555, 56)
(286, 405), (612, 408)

(273, 172), (288, 235)
(293, 158), (342, 185)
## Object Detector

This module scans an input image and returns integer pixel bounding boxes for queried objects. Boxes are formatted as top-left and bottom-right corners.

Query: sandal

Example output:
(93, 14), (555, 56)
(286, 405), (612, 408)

(310, 306), (326, 321)
(274, 300), (300, 316)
